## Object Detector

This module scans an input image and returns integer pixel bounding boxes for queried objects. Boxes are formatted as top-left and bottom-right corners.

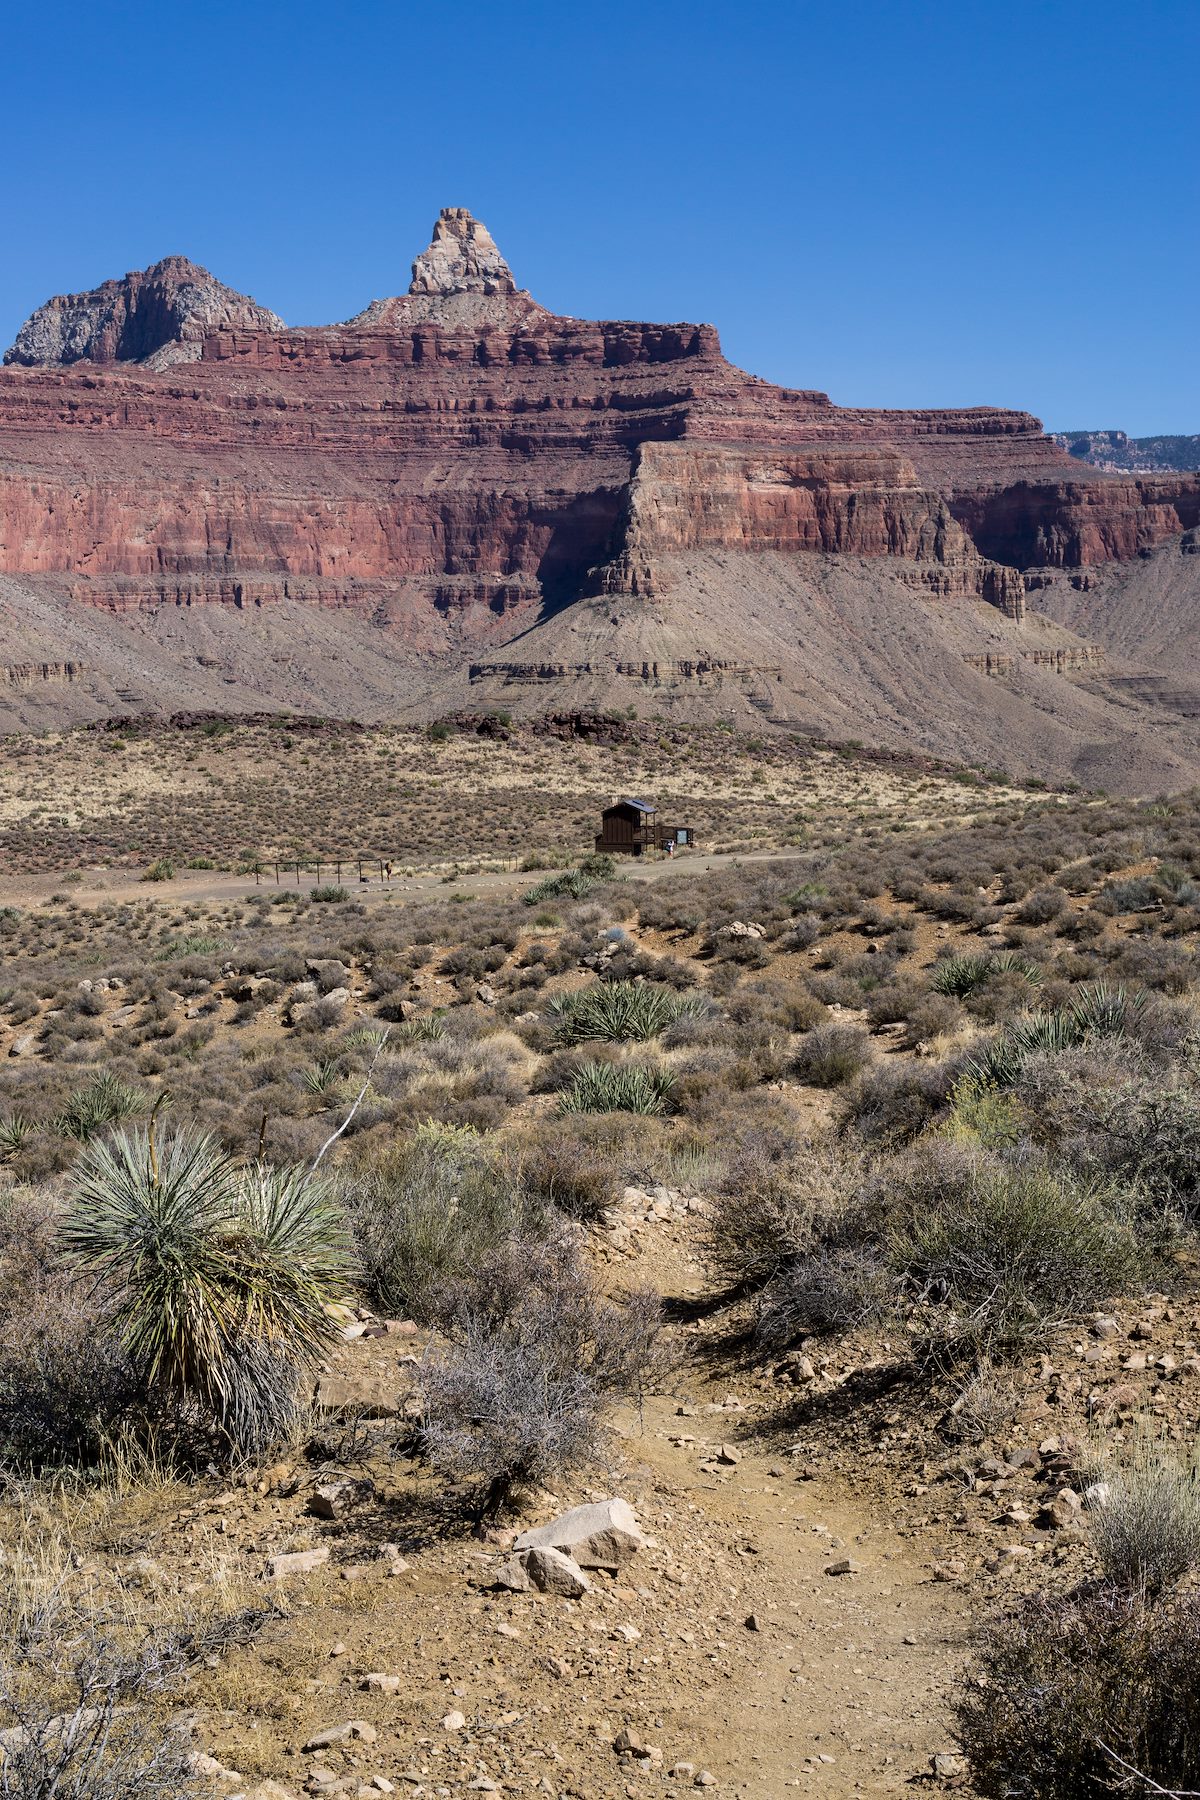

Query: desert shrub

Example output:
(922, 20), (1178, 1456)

(726, 978), (826, 1033)
(523, 869), (593, 906)
(549, 979), (708, 1045)
(1015, 885), (1068, 924)
(61, 1129), (354, 1456)
(344, 1122), (538, 1321)
(889, 1151), (1144, 1361)
(0, 1187), (139, 1470)
(847, 1059), (958, 1145)
(757, 1243), (892, 1345)
(139, 859), (175, 884)
(310, 885), (348, 903)
(508, 1117), (623, 1221)
(957, 1585), (1200, 1800)
(557, 1061), (675, 1116)
(1096, 874), (1162, 914)
(0, 1585), (230, 1800)
(419, 1232), (660, 1514)
(1086, 1427), (1200, 1595)
(708, 1135), (865, 1289)
(1014, 1044), (1200, 1224)
(791, 1022), (870, 1087)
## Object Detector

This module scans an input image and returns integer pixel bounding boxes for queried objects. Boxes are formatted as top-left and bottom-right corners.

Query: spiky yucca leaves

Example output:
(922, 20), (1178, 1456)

(932, 951), (1042, 998)
(55, 1073), (149, 1142)
(549, 980), (707, 1045)
(963, 982), (1146, 1092)
(61, 1129), (355, 1457)
(557, 1062), (676, 1115)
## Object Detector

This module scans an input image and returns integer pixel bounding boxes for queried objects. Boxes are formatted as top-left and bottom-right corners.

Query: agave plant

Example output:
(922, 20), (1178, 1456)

(549, 980), (708, 1045)
(60, 1128), (356, 1456)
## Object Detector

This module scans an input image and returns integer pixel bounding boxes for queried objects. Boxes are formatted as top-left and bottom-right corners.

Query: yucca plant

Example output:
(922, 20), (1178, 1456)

(60, 1128), (356, 1457)
(549, 980), (707, 1045)
(392, 1013), (447, 1043)
(963, 982), (1146, 1092)
(932, 950), (1041, 998)
(0, 1111), (32, 1158)
(55, 1074), (150, 1143)
(300, 1056), (343, 1096)
(523, 869), (593, 906)
(557, 1062), (676, 1116)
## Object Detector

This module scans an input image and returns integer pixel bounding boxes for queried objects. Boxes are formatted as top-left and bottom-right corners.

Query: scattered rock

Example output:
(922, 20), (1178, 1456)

(307, 1477), (376, 1520)
(521, 1546), (592, 1597)
(301, 1722), (377, 1752)
(514, 1498), (646, 1570)
(266, 1547), (330, 1579)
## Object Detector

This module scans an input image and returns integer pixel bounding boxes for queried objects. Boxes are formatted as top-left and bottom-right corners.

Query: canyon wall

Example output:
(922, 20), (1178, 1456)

(1, 207), (1198, 697)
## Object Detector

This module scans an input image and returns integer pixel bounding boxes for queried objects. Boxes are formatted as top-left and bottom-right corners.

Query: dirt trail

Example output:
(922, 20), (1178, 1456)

(581, 1218), (969, 1795)
(4, 848), (801, 911)
(614, 1392), (967, 1794)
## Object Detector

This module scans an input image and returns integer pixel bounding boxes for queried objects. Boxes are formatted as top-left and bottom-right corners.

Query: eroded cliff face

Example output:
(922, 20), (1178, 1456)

(3, 256), (283, 370)
(0, 207), (1197, 677)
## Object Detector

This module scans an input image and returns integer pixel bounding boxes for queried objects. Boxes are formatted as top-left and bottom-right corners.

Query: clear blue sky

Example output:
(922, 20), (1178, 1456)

(2, 0), (1196, 433)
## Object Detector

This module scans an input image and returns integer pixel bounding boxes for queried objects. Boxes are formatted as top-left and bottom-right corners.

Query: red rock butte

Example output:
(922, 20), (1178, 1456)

(1, 206), (1199, 787)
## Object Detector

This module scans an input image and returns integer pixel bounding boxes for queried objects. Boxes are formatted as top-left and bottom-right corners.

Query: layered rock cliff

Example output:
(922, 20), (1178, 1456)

(4, 255), (283, 370)
(1051, 429), (1200, 474)
(1, 206), (1198, 758)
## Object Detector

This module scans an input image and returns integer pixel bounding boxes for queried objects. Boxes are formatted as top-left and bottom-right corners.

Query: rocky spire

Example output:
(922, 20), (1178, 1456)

(408, 208), (516, 298)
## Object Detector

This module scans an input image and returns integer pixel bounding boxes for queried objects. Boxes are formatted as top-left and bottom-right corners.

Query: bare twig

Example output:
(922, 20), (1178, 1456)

(311, 1030), (390, 1170)
(1098, 1741), (1200, 1797)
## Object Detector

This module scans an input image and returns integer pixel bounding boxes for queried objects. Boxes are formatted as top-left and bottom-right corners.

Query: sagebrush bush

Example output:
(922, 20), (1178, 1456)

(889, 1149), (1144, 1360)
(708, 1135), (865, 1288)
(419, 1232), (660, 1514)
(0, 1187), (139, 1470)
(791, 1022), (870, 1087)
(344, 1122), (540, 1321)
(957, 1586), (1200, 1799)
(1086, 1427), (1200, 1595)
(61, 1128), (354, 1456)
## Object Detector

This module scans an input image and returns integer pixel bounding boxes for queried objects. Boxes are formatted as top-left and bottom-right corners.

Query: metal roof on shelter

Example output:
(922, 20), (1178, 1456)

(611, 796), (656, 814)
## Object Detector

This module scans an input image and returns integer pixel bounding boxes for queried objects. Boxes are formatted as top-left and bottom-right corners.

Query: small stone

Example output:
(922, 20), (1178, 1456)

(933, 1752), (968, 1779)
(302, 1722), (377, 1752)
(307, 1478), (374, 1521)
(694, 1774), (718, 1789)
(492, 1555), (532, 1593)
(513, 1498), (646, 1570)
(360, 1673), (401, 1694)
(440, 1710), (466, 1731)
(744, 1613), (762, 1631)
(716, 1444), (741, 1465)
(267, 1547), (330, 1579)
(825, 1558), (860, 1577)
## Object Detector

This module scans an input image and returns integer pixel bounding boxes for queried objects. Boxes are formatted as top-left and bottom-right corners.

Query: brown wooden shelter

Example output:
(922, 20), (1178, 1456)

(595, 797), (693, 857)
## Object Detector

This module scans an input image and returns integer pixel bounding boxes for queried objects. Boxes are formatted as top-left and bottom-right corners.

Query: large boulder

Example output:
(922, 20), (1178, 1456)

(514, 1498), (646, 1570)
